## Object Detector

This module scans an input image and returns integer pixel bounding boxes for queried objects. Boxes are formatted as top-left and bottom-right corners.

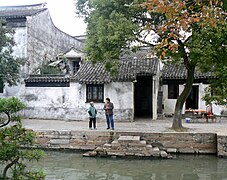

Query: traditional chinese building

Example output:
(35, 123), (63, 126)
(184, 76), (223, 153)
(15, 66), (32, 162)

(0, 3), (225, 121)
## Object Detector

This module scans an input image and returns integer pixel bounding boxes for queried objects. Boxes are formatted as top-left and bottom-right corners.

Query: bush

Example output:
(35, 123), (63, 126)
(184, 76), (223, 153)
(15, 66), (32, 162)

(0, 97), (45, 179)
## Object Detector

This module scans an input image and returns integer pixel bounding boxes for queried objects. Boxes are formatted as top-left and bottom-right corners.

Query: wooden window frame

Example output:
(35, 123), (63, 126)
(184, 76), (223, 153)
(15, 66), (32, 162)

(86, 84), (104, 103)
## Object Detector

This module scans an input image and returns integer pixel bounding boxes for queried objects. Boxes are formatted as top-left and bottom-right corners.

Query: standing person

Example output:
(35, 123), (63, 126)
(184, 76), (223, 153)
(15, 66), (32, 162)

(103, 98), (114, 130)
(205, 103), (213, 122)
(88, 101), (97, 130)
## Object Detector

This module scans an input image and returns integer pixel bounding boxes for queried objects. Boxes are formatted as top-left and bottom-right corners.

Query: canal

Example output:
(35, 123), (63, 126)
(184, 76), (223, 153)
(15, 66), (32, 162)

(31, 151), (227, 180)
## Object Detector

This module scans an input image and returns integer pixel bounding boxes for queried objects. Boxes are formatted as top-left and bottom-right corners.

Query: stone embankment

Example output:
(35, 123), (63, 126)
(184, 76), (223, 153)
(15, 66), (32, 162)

(22, 118), (227, 158)
(33, 130), (224, 158)
(217, 133), (227, 157)
(83, 135), (170, 158)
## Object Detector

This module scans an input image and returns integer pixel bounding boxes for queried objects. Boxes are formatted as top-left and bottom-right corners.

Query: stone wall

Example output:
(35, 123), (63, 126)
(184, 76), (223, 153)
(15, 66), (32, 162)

(217, 133), (227, 157)
(34, 131), (218, 156)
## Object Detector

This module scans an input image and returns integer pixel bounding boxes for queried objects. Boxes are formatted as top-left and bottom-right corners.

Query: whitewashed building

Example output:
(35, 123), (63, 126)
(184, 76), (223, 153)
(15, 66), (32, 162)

(22, 48), (162, 121)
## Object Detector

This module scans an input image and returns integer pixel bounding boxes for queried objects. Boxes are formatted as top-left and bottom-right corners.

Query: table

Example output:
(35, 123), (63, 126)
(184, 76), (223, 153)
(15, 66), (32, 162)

(185, 109), (207, 118)
(185, 109), (206, 113)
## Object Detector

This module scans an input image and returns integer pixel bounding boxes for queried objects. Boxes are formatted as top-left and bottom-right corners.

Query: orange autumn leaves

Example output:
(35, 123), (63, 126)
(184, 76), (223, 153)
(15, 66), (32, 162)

(140, 0), (225, 59)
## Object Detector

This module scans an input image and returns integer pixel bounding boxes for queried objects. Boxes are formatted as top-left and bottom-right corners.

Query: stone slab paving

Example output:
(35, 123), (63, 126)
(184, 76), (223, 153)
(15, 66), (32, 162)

(21, 117), (227, 134)
(118, 136), (140, 143)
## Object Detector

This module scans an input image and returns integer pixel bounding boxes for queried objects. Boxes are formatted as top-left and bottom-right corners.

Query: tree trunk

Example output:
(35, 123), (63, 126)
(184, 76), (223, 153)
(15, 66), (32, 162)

(3, 157), (19, 180)
(0, 112), (11, 128)
(172, 65), (195, 129)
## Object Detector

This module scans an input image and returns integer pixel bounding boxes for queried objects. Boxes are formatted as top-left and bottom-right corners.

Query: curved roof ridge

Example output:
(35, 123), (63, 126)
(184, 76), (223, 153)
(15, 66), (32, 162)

(0, 3), (47, 18)
(0, 3), (47, 9)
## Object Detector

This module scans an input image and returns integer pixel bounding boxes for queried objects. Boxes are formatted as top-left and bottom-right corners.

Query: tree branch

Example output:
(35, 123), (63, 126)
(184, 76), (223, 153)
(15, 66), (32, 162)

(177, 39), (190, 69)
(135, 37), (155, 46)
(0, 112), (11, 128)
(3, 157), (19, 180)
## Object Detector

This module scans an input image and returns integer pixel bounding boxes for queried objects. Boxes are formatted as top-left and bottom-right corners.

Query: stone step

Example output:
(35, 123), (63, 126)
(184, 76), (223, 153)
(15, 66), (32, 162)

(118, 136), (140, 144)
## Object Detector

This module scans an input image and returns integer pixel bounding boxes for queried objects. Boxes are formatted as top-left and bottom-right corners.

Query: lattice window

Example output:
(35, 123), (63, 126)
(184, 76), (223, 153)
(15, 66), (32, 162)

(86, 84), (104, 102)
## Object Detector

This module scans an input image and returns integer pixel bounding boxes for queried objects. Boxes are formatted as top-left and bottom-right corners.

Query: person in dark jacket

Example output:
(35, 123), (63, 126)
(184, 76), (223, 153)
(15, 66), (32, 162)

(88, 101), (97, 129)
(103, 98), (114, 130)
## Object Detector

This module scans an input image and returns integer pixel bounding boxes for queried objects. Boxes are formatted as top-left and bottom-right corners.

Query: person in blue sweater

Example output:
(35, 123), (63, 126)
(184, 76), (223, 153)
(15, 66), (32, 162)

(103, 98), (114, 130)
(88, 101), (97, 129)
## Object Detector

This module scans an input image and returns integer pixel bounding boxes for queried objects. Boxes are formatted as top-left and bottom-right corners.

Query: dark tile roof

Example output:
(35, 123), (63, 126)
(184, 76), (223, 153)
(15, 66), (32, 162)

(162, 64), (214, 79)
(24, 47), (159, 84)
(0, 3), (47, 18)
(73, 48), (159, 84)
(117, 57), (159, 81)
(24, 75), (69, 83)
(73, 62), (112, 84)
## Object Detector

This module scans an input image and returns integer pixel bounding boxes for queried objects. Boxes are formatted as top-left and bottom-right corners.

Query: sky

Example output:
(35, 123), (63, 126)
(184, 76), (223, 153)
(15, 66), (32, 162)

(0, 0), (87, 36)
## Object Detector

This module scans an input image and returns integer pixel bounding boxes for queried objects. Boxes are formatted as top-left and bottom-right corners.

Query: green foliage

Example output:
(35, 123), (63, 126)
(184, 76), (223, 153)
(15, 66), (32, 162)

(39, 62), (63, 75)
(0, 19), (21, 86)
(0, 97), (26, 127)
(193, 23), (227, 106)
(76, 0), (146, 74)
(77, 0), (226, 75)
(0, 97), (26, 115)
(202, 64), (227, 106)
(0, 97), (45, 179)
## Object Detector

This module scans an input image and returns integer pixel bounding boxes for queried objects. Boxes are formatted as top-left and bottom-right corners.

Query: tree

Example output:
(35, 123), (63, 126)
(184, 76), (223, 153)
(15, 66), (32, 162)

(141, 0), (226, 128)
(143, 0), (226, 128)
(76, 0), (149, 74)
(76, 0), (226, 129)
(0, 19), (21, 86)
(0, 97), (45, 179)
(199, 24), (227, 106)
(38, 61), (63, 75)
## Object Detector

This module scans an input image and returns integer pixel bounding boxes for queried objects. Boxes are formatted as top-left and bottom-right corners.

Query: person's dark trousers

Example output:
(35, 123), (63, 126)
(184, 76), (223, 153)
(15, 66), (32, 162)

(89, 118), (96, 129)
(105, 114), (114, 129)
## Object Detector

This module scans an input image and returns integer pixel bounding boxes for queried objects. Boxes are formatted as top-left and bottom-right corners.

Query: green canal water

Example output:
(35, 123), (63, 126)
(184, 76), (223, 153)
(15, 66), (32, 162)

(31, 151), (227, 180)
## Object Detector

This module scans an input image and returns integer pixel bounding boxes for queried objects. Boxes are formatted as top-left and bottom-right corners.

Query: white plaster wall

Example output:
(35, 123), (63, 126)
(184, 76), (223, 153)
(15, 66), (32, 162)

(105, 82), (134, 121)
(10, 27), (29, 78)
(19, 83), (87, 120)
(3, 82), (82, 120)
(152, 78), (157, 119)
(4, 81), (134, 121)
(153, 61), (162, 120)
(163, 84), (176, 115)
(198, 83), (206, 110)
(12, 27), (27, 58)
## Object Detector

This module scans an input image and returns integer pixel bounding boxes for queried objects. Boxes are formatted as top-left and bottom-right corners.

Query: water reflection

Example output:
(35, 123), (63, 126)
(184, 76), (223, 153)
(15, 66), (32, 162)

(32, 151), (227, 180)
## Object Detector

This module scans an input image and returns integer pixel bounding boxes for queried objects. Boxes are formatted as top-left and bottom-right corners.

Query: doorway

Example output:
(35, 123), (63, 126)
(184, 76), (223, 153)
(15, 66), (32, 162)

(186, 85), (199, 109)
(134, 76), (153, 118)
